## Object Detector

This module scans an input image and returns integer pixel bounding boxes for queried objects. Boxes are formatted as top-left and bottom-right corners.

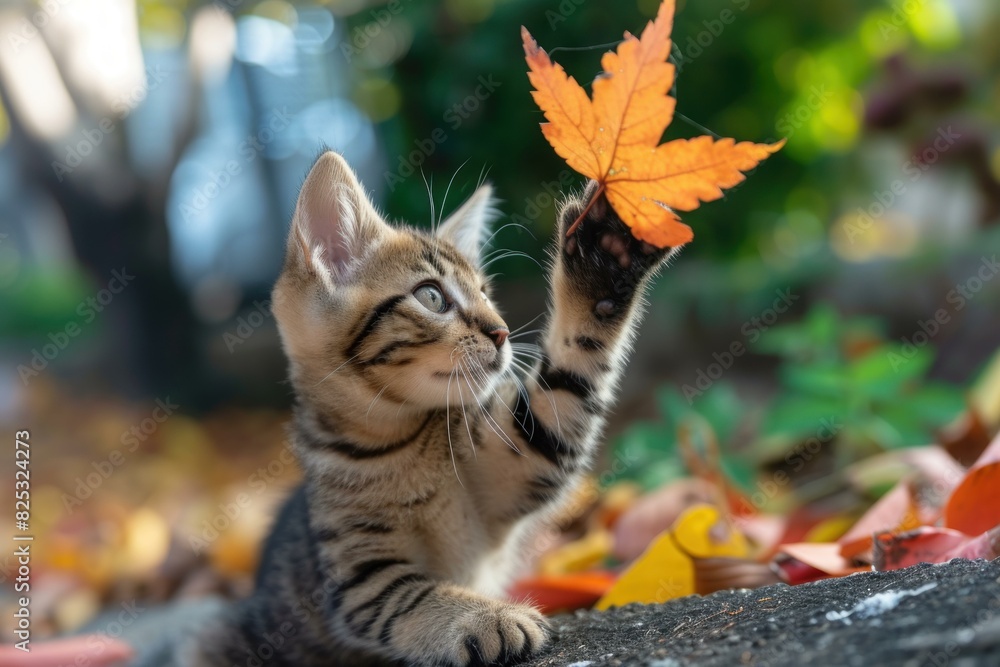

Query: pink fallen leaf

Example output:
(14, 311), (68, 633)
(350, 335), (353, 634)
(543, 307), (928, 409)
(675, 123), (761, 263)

(941, 524), (1000, 561)
(0, 636), (133, 667)
(777, 542), (867, 578)
(839, 481), (916, 559)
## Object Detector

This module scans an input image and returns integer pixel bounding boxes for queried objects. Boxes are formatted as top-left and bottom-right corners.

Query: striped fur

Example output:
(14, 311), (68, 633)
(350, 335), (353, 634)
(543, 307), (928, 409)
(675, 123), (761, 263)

(179, 153), (677, 667)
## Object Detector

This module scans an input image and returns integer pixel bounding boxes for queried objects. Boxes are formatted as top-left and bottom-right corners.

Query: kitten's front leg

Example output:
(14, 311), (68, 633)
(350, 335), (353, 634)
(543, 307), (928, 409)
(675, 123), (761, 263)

(381, 583), (548, 666)
(477, 182), (675, 519)
(328, 552), (549, 666)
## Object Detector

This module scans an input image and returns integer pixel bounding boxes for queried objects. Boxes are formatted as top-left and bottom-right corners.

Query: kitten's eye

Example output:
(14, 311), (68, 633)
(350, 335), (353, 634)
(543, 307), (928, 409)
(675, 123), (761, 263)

(414, 284), (448, 313)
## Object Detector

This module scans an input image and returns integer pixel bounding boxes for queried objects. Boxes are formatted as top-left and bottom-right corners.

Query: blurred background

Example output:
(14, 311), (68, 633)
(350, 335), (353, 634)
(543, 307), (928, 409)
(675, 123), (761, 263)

(1, 0), (999, 647)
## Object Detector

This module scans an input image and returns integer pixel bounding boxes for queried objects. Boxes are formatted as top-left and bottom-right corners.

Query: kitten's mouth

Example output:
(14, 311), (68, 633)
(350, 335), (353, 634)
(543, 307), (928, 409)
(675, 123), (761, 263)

(432, 355), (506, 380)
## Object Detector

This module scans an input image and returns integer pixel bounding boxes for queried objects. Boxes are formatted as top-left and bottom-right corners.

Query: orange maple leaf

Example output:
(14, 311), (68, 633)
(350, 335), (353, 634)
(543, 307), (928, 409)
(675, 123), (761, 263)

(522, 0), (784, 247)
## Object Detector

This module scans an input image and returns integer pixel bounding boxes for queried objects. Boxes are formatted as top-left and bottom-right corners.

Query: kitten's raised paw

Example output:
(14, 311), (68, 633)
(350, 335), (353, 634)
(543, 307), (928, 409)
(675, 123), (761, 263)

(561, 183), (668, 258)
(446, 602), (549, 667)
(558, 181), (673, 317)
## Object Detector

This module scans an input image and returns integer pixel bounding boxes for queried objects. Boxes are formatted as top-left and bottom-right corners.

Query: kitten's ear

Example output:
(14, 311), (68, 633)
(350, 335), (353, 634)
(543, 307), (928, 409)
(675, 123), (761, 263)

(436, 184), (499, 267)
(290, 151), (389, 282)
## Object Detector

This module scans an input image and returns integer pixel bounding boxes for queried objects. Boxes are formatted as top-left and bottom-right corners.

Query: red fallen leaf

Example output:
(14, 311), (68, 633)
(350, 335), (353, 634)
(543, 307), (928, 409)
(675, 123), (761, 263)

(509, 571), (616, 614)
(872, 527), (971, 571)
(773, 557), (833, 586)
(944, 461), (1000, 535)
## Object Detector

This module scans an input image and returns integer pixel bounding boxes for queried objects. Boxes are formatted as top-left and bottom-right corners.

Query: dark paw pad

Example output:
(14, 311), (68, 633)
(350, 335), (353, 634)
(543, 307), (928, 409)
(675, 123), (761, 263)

(558, 185), (671, 317)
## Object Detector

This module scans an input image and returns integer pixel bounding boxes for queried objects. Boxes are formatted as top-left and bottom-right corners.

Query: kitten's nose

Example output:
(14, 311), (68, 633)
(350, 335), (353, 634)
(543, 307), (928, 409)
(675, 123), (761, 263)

(487, 327), (509, 350)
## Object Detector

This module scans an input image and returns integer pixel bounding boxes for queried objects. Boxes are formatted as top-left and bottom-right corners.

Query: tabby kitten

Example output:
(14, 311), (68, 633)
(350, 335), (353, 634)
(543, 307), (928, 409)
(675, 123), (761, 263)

(182, 151), (676, 666)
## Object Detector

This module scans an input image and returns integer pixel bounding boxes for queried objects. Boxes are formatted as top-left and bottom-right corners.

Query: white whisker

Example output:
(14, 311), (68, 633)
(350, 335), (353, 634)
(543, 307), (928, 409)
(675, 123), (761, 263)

(315, 353), (362, 386)
(481, 251), (543, 271)
(456, 359), (478, 460)
(365, 384), (390, 428)
(445, 367), (464, 486)
(438, 159), (472, 228)
(482, 221), (536, 252)
(420, 169), (436, 233)
(509, 329), (544, 341)
(462, 358), (522, 454)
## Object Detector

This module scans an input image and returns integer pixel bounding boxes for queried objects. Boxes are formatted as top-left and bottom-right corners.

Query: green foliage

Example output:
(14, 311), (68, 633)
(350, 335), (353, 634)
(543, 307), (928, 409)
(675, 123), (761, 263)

(604, 305), (969, 492)
(0, 267), (95, 336)
(608, 381), (755, 493)
(755, 305), (966, 454)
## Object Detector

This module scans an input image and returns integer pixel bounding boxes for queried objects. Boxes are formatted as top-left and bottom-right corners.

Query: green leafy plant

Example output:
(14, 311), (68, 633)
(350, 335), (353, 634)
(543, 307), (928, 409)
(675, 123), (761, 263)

(608, 382), (754, 492)
(753, 304), (966, 462)
(604, 305), (967, 493)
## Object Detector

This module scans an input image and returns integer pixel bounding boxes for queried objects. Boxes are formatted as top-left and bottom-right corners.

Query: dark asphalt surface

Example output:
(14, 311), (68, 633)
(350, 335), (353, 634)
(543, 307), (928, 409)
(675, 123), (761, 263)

(116, 559), (1000, 666)
(524, 559), (1000, 667)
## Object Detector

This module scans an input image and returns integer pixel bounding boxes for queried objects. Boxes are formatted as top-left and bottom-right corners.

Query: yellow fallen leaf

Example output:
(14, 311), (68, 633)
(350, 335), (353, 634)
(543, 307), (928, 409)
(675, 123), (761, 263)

(596, 504), (747, 610)
(595, 530), (691, 610)
(672, 504), (747, 558)
(803, 515), (857, 544)
(540, 529), (613, 575)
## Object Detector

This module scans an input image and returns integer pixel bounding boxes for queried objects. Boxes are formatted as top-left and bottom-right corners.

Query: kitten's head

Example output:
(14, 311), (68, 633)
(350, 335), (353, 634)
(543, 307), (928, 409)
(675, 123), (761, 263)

(273, 151), (511, 413)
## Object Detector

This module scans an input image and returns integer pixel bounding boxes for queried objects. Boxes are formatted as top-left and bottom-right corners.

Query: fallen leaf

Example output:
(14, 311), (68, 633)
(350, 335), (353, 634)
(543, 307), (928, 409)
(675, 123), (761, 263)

(596, 504), (748, 610)
(732, 513), (788, 556)
(843, 447), (967, 557)
(803, 515), (857, 544)
(776, 505), (848, 547)
(942, 524), (1000, 561)
(522, 0), (783, 247)
(539, 529), (613, 575)
(0, 636), (132, 667)
(510, 571), (616, 615)
(594, 529), (691, 610)
(672, 504), (748, 558)
(944, 461), (1000, 534)
(693, 557), (782, 594)
(772, 557), (833, 586)
(838, 481), (916, 559)
(775, 542), (868, 584)
(872, 527), (971, 571)
(611, 478), (715, 562)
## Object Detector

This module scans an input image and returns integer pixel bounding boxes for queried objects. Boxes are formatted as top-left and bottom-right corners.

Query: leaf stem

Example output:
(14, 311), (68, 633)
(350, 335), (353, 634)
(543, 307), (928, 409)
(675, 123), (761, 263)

(566, 183), (605, 238)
